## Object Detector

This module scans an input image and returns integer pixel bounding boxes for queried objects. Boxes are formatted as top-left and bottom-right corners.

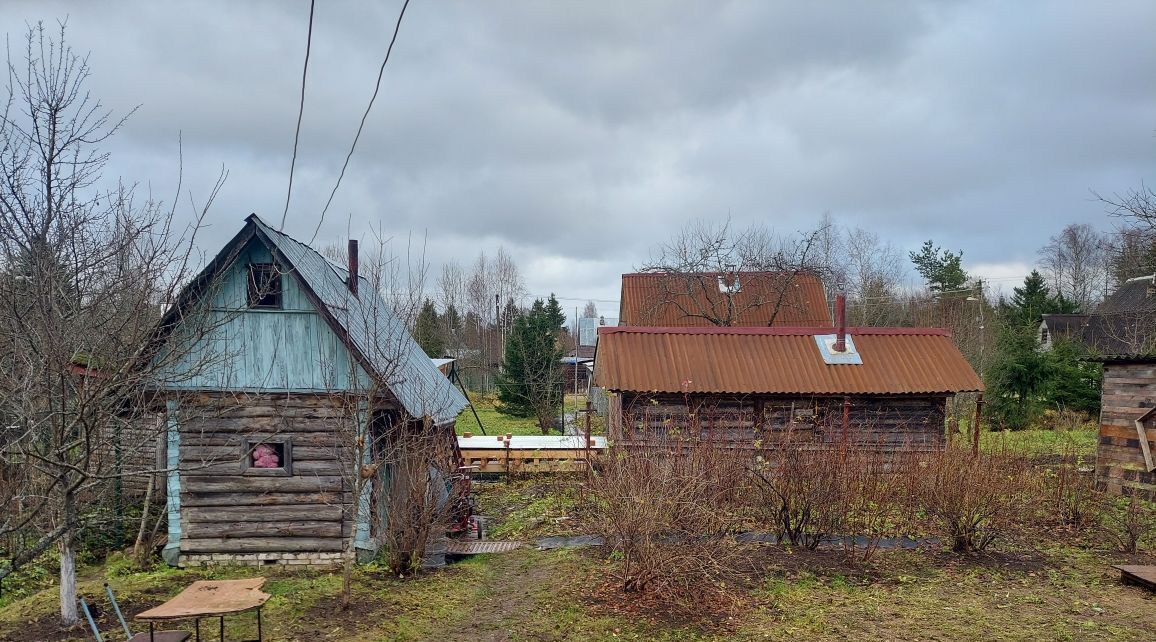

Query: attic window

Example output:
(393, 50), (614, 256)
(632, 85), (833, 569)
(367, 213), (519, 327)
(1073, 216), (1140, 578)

(247, 263), (282, 309)
(718, 274), (741, 293)
(241, 437), (293, 476)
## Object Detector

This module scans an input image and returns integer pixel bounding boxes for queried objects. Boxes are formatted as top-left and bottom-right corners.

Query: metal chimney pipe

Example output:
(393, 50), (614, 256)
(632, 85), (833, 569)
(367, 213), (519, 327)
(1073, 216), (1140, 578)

(833, 293), (846, 352)
(347, 239), (359, 296)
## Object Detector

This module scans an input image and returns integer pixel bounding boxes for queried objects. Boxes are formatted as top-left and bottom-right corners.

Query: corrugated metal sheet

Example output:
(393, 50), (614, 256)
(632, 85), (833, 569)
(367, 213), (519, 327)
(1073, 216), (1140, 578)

(593, 326), (983, 395)
(618, 272), (831, 327)
(250, 216), (467, 424)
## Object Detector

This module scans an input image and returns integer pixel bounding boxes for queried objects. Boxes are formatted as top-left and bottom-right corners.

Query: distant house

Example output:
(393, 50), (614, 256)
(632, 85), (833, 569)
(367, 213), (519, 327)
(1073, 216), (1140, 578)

(594, 304), (983, 450)
(562, 345), (596, 394)
(1040, 274), (1156, 354)
(146, 214), (467, 568)
(618, 271), (831, 328)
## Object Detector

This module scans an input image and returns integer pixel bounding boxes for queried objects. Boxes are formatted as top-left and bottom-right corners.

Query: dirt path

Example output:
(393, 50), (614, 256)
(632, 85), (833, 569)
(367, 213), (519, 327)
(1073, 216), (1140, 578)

(430, 550), (567, 642)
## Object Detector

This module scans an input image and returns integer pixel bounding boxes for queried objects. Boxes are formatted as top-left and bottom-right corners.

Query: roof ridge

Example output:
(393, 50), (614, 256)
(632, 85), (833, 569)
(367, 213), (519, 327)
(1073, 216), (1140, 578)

(598, 326), (951, 337)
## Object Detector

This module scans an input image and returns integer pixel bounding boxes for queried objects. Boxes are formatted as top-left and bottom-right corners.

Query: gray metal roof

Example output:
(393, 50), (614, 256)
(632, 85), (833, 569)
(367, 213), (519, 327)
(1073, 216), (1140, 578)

(249, 215), (467, 424)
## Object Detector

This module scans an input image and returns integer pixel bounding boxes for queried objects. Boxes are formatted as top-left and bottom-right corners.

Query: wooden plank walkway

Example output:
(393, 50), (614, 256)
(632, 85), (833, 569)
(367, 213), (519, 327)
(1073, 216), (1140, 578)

(1114, 565), (1156, 591)
(446, 540), (523, 555)
(458, 435), (606, 474)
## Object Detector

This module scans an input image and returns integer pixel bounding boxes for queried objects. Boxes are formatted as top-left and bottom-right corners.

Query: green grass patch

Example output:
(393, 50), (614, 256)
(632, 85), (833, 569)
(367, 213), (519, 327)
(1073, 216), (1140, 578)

(979, 427), (1097, 458)
(456, 392), (544, 436)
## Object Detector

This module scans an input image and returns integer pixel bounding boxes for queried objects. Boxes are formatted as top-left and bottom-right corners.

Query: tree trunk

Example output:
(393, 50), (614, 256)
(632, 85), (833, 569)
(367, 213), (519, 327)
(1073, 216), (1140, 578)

(59, 532), (78, 626)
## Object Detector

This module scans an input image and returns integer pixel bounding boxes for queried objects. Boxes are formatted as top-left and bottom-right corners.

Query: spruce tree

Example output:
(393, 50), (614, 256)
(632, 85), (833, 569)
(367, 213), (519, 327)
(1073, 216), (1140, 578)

(497, 295), (565, 432)
(413, 299), (445, 357)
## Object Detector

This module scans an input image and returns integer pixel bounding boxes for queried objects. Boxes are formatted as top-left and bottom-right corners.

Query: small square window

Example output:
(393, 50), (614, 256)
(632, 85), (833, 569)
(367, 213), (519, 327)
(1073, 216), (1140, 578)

(241, 437), (293, 476)
(247, 263), (283, 309)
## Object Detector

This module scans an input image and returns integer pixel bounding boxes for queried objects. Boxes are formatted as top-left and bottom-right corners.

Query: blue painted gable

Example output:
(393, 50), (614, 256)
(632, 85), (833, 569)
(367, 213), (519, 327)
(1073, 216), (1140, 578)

(152, 236), (371, 392)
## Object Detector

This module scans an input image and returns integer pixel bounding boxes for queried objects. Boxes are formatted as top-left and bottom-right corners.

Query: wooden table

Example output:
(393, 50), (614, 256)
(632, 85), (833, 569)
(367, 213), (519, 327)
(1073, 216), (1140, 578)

(1114, 565), (1156, 592)
(136, 578), (271, 642)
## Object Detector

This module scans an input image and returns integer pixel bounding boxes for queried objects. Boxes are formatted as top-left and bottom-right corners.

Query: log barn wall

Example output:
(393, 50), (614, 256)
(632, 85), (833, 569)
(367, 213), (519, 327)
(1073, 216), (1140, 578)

(612, 393), (948, 449)
(1096, 360), (1156, 500)
(173, 392), (360, 565)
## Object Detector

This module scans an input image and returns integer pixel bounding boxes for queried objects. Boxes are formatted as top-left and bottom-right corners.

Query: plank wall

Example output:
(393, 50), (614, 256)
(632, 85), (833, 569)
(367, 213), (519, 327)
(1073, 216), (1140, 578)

(612, 393), (948, 450)
(1097, 361), (1156, 500)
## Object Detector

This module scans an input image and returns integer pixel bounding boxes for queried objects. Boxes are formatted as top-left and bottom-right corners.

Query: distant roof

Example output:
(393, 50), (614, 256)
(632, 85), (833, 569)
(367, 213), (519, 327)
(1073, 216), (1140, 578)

(618, 271), (830, 328)
(593, 326), (982, 395)
(1044, 274), (1155, 360)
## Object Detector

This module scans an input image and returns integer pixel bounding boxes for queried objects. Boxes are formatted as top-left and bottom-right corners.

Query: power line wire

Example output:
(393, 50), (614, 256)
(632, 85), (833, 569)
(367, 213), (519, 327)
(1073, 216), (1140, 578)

(280, 0), (316, 231)
(311, 0), (412, 244)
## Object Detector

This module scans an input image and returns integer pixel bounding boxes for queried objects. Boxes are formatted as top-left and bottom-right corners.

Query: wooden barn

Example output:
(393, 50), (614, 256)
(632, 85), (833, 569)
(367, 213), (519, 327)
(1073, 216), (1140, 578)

(593, 304), (982, 450)
(146, 214), (467, 568)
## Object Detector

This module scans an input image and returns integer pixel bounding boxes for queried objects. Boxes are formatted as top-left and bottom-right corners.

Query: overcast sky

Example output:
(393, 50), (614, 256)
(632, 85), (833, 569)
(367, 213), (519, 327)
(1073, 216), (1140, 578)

(3, 1), (1154, 309)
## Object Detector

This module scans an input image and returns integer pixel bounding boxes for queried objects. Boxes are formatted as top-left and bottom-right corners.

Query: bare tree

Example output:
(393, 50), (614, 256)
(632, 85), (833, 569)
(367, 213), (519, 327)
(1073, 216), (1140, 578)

(841, 226), (906, 326)
(0, 23), (219, 626)
(582, 300), (598, 318)
(1038, 223), (1110, 311)
(639, 217), (829, 326)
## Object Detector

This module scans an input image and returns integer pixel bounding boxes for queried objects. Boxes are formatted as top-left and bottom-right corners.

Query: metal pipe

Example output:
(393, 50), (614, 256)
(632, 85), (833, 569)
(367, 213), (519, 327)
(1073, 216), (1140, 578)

(347, 239), (359, 296)
(973, 394), (984, 455)
(105, 582), (132, 640)
(834, 293), (847, 352)
(80, 597), (104, 642)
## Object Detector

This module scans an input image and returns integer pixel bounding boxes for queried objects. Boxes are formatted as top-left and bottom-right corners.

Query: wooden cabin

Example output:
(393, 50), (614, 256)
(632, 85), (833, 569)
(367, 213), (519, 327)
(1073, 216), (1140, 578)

(593, 322), (982, 450)
(147, 214), (467, 568)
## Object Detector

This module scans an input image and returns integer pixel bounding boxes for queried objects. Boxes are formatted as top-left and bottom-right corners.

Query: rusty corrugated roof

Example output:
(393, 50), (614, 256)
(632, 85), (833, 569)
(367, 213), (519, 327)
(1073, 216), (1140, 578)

(618, 271), (831, 327)
(593, 326), (983, 395)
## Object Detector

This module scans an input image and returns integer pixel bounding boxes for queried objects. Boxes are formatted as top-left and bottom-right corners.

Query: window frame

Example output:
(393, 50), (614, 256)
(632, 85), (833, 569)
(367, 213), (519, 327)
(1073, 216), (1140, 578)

(247, 263), (283, 309)
(240, 436), (293, 477)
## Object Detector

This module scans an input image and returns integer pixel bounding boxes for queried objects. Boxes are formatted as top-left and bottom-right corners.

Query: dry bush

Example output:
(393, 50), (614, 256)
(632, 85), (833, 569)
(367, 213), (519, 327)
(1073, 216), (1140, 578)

(750, 442), (911, 562)
(1100, 496), (1156, 553)
(750, 446), (849, 549)
(1046, 444), (1100, 528)
(839, 449), (914, 563)
(912, 446), (1036, 553)
(584, 440), (749, 604)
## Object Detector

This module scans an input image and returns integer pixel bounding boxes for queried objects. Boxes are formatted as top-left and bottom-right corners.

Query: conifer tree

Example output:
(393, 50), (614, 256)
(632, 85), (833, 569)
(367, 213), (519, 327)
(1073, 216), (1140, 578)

(413, 299), (444, 357)
(497, 294), (565, 432)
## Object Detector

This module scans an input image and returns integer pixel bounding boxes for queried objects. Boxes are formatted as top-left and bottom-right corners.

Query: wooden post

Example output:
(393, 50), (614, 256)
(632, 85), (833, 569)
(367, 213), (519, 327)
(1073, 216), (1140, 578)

(972, 394), (984, 455)
(842, 396), (851, 454)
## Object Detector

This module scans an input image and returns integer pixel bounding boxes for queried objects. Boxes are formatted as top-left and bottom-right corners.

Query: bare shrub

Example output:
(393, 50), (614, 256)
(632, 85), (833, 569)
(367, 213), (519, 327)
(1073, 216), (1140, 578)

(912, 446), (1036, 553)
(1046, 443), (1100, 528)
(1101, 496), (1156, 554)
(750, 446), (848, 550)
(584, 440), (749, 605)
(840, 449), (913, 563)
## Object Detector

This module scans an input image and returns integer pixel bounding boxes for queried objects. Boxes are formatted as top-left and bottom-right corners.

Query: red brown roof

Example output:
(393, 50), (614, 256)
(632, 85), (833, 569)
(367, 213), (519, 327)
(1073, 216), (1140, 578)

(593, 326), (983, 395)
(618, 271), (831, 327)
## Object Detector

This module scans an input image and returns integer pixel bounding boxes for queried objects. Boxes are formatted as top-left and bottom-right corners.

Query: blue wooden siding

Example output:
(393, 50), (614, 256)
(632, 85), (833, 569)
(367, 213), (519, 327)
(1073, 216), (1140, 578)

(152, 238), (371, 392)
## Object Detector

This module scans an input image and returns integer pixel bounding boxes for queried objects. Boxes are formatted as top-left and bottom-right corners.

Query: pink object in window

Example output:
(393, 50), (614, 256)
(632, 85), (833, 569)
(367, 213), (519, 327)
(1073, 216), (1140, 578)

(252, 443), (281, 468)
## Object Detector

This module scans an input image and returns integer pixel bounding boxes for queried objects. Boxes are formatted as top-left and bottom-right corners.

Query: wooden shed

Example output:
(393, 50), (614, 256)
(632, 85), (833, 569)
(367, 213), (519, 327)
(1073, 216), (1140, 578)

(1097, 356), (1156, 500)
(146, 214), (467, 568)
(593, 323), (983, 450)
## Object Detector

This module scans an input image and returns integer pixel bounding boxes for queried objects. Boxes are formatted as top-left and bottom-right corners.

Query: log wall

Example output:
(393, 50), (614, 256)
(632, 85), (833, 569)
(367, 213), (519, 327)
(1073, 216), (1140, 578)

(174, 392), (358, 561)
(611, 393), (948, 450)
(1097, 361), (1156, 500)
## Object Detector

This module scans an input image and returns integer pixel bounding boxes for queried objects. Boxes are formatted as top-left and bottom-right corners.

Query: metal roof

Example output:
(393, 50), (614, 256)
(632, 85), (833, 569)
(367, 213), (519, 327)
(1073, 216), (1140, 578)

(618, 271), (831, 327)
(593, 326), (983, 395)
(249, 215), (467, 424)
